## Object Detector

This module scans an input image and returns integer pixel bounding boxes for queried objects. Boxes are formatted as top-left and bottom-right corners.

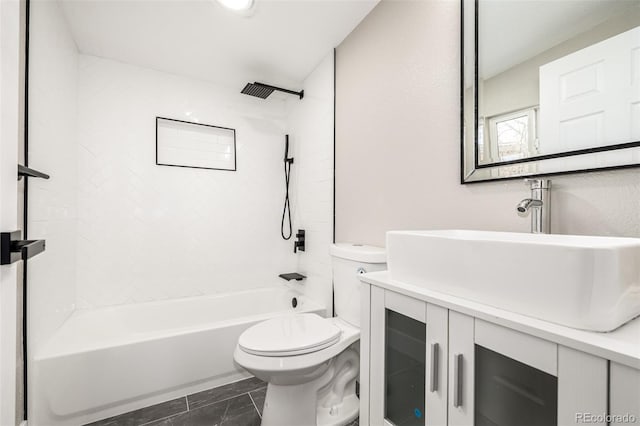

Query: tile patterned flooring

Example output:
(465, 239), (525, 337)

(85, 377), (359, 426)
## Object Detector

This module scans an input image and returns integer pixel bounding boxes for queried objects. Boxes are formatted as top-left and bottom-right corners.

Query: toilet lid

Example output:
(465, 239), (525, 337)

(238, 313), (342, 357)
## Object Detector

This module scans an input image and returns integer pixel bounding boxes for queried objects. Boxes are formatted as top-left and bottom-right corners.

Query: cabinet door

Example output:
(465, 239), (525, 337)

(384, 292), (426, 426)
(369, 289), (447, 426)
(449, 317), (562, 426)
(610, 363), (640, 426)
(475, 320), (558, 426)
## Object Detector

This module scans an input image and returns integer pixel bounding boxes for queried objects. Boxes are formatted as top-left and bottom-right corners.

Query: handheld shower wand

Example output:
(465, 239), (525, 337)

(281, 135), (294, 240)
(284, 136), (293, 164)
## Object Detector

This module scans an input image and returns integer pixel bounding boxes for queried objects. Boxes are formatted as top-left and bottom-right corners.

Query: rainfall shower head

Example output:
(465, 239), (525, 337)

(241, 82), (274, 99)
(241, 82), (304, 100)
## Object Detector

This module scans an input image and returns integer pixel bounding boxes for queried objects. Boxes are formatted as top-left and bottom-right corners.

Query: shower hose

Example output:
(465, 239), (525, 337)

(281, 157), (293, 240)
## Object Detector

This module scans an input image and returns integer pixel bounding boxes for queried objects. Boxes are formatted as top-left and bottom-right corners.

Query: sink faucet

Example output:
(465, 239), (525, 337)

(517, 178), (551, 234)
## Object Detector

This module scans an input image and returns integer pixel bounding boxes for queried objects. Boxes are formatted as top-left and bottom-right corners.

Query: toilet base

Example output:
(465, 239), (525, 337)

(261, 383), (359, 426)
(262, 382), (319, 426)
(317, 393), (359, 426)
(260, 347), (360, 426)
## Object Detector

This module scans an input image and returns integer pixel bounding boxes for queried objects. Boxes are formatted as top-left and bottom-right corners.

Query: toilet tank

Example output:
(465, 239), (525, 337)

(330, 243), (386, 327)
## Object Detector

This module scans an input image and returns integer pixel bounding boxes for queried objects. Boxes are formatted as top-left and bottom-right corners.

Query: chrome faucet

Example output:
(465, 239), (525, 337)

(517, 178), (551, 234)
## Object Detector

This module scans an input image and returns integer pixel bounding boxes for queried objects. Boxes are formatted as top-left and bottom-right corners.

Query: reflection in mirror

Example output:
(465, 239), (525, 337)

(462, 0), (640, 182)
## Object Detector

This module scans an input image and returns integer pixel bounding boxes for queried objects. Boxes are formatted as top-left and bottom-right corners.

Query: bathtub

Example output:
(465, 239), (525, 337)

(30, 287), (325, 426)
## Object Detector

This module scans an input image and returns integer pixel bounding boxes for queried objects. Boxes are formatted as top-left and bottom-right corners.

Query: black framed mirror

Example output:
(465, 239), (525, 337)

(461, 0), (640, 183)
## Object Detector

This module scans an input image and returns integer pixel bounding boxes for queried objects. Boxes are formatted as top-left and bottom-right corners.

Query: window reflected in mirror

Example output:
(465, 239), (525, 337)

(482, 107), (537, 164)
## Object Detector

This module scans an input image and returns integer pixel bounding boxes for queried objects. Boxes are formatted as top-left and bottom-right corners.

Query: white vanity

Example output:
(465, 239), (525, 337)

(359, 230), (640, 426)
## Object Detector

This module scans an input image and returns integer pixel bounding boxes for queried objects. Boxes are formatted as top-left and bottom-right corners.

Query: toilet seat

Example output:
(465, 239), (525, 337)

(234, 317), (360, 377)
(238, 313), (342, 357)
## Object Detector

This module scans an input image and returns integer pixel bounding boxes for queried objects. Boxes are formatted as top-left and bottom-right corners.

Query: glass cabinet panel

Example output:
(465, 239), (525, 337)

(385, 309), (426, 426)
(475, 345), (557, 426)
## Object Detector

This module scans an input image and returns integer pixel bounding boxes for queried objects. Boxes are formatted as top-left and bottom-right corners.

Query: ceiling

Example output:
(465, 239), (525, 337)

(60, 0), (379, 90)
(479, 0), (637, 79)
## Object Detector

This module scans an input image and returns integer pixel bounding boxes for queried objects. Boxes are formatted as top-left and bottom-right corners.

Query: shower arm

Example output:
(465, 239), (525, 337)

(255, 82), (304, 99)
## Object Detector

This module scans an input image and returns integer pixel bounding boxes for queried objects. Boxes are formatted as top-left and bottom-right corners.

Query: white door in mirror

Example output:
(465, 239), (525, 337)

(539, 26), (640, 154)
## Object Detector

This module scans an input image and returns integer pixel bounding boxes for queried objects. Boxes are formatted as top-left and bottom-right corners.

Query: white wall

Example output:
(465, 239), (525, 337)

(336, 0), (640, 247)
(288, 52), (335, 311)
(28, 0), (78, 351)
(75, 55), (297, 308)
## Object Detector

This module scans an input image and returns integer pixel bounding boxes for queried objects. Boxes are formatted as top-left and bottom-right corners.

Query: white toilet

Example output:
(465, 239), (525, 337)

(234, 243), (386, 426)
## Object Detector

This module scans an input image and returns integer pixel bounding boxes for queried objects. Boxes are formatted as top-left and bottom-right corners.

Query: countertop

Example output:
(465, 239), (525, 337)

(360, 270), (640, 370)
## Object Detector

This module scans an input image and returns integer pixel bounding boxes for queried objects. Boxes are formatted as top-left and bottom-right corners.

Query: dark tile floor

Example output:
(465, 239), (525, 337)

(86, 377), (265, 426)
(85, 376), (359, 426)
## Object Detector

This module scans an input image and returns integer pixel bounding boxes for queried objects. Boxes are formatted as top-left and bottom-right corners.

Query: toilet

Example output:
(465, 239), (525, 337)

(233, 243), (386, 426)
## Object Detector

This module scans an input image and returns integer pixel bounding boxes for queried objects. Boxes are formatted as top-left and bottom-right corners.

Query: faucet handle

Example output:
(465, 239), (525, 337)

(524, 178), (551, 189)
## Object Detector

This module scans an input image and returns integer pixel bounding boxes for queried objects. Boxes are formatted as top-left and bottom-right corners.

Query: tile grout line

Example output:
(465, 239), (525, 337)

(137, 408), (189, 426)
(220, 396), (232, 423)
(89, 380), (266, 426)
(138, 396), (188, 426)
(91, 399), (190, 426)
(187, 385), (267, 412)
(247, 391), (261, 419)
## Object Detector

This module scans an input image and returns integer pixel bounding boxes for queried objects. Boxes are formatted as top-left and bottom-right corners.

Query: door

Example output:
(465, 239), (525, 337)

(539, 25), (640, 154)
(369, 288), (448, 426)
(0, 0), (24, 424)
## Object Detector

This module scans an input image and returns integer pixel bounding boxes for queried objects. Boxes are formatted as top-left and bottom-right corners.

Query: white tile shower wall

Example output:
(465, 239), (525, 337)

(287, 52), (335, 311)
(76, 55), (296, 308)
(28, 0), (78, 351)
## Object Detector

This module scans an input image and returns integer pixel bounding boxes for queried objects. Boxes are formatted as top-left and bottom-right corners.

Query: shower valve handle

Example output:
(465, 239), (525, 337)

(294, 230), (305, 253)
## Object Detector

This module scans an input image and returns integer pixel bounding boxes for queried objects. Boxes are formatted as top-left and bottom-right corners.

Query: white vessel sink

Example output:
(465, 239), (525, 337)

(386, 230), (640, 332)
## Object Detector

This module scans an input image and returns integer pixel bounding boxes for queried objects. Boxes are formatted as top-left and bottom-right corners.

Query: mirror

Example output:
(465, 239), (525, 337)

(462, 0), (640, 183)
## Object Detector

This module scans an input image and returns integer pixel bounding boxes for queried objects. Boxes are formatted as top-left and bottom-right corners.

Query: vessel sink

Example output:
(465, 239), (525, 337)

(386, 230), (640, 332)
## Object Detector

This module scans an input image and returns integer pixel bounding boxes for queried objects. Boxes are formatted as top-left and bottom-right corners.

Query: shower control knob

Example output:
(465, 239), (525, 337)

(294, 229), (305, 253)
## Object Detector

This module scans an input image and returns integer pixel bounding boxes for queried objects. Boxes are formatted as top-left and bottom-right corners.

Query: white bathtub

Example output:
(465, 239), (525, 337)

(31, 287), (325, 426)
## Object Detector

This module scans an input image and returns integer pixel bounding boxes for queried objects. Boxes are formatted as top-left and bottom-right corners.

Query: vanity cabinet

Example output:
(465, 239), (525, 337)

(361, 285), (610, 426)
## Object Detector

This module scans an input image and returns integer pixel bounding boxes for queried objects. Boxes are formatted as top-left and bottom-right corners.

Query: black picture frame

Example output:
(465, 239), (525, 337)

(155, 116), (237, 172)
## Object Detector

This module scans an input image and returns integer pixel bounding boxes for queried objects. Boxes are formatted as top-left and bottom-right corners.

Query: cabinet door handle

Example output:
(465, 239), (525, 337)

(429, 342), (439, 392)
(453, 353), (463, 408)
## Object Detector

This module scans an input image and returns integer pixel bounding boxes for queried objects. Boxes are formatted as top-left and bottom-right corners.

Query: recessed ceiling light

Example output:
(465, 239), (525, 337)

(216, 0), (255, 12)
